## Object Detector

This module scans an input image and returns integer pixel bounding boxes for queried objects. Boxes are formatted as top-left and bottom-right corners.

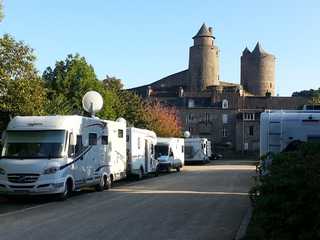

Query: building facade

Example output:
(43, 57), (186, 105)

(130, 23), (308, 156)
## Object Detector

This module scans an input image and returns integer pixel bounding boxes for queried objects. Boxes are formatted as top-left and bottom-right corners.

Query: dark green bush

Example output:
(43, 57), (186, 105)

(245, 142), (320, 240)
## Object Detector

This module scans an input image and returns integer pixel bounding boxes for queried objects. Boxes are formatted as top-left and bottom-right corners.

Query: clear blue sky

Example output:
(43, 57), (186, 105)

(1, 0), (319, 96)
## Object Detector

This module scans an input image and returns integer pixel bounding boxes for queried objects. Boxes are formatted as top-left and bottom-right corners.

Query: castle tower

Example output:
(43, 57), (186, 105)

(188, 23), (220, 91)
(241, 42), (275, 96)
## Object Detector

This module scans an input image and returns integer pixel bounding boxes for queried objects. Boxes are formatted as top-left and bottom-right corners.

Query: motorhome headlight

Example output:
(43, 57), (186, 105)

(43, 167), (59, 175)
(0, 168), (5, 175)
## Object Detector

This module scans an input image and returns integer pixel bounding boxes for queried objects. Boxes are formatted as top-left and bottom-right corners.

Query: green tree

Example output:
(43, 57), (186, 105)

(103, 75), (124, 92)
(43, 54), (117, 119)
(0, 34), (46, 115)
(118, 90), (148, 127)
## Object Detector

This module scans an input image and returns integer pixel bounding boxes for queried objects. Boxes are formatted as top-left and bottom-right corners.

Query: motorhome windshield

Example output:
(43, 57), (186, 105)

(155, 145), (169, 158)
(2, 130), (66, 159)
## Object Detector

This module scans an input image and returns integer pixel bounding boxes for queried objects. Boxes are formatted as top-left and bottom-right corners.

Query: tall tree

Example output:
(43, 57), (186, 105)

(0, 34), (46, 115)
(103, 75), (123, 92)
(43, 54), (117, 119)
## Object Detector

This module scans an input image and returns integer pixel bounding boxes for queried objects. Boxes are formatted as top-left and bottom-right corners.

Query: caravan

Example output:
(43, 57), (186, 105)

(260, 110), (320, 156)
(126, 127), (158, 179)
(0, 115), (127, 199)
(185, 138), (211, 163)
(155, 138), (184, 172)
(0, 91), (129, 199)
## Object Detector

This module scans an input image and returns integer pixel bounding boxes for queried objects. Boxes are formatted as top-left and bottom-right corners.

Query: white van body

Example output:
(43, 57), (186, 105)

(0, 115), (127, 196)
(155, 138), (184, 172)
(126, 127), (158, 177)
(260, 110), (320, 156)
(185, 138), (211, 163)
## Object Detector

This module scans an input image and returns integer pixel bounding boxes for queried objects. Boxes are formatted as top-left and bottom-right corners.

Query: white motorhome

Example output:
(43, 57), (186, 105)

(126, 127), (158, 179)
(184, 138), (211, 163)
(155, 138), (184, 172)
(260, 110), (320, 157)
(0, 115), (127, 199)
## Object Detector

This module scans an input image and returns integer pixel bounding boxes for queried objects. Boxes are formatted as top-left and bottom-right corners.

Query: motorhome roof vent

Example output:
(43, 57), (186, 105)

(82, 91), (104, 116)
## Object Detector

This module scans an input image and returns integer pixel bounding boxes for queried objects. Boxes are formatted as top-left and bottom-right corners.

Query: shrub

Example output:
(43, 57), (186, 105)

(245, 142), (320, 240)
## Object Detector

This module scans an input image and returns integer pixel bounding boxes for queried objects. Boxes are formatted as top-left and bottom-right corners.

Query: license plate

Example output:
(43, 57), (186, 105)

(13, 190), (30, 193)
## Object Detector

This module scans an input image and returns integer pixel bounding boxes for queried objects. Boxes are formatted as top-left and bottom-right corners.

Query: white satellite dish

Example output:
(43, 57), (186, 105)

(82, 91), (104, 116)
(184, 131), (191, 138)
(116, 117), (126, 124)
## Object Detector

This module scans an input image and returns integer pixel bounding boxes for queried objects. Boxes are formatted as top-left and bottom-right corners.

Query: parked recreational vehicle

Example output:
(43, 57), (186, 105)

(126, 127), (158, 179)
(185, 138), (211, 163)
(260, 110), (320, 157)
(0, 115), (127, 199)
(155, 138), (184, 172)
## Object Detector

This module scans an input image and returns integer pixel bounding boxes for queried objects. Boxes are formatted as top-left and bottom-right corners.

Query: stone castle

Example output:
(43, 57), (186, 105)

(130, 23), (308, 155)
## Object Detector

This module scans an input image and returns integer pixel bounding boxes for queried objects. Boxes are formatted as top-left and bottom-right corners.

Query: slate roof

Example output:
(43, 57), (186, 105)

(193, 23), (213, 39)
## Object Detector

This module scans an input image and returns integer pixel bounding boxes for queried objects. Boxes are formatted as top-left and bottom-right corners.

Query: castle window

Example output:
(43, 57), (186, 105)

(205, 112), (209, 126)
(222, 114), (228, 124)
(188, 99), (195, 108)
(222, 128), (227, 137)
(249, 126), (254, 136)
(222, 99), (228, 109)
(243, 113), (255, 121)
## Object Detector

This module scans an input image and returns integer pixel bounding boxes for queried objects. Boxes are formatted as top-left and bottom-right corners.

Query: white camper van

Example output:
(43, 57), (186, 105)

(0, 115), (127, 199)
(126, 127), (158, 179)
(260, 110), (320, 157)
(185, 138), (211, 163)
(155, 138), (184, 172)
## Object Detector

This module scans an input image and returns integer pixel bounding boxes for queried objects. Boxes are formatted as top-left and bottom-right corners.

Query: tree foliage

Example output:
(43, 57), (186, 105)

(143, 101), (182, 137)
(292, 88), (320, 98)
(103, 75), (124, 92)
(0, 34), (46, 115)
(246, 143), (320, 240)
(42, 54), (117, 119)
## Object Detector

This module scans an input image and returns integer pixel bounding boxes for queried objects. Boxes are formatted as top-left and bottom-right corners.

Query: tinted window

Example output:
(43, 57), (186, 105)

(3, 130), (65, 159)
(89, 133), (97, 145)
(102, 135), (108, 145)
(75, 135), (83, 155)
(118, 129), (123, 138)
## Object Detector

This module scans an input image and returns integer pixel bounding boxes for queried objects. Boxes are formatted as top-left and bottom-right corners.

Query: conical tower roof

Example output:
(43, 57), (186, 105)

(252, 42), (268, 55)
(242, 47), (251, 56)
(193, 23), (214, 39)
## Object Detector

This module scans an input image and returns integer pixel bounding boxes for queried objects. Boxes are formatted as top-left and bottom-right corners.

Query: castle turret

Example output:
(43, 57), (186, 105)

(188, 23), (220, 91)
(241, 42), (275, 96)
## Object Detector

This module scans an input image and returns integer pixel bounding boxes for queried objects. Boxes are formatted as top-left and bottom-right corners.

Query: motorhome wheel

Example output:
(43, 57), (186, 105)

(137, 167), (144, 180)
(107, 175), (113, 189)
(95, 175), (107, 192)
(58, 179), (73, 201)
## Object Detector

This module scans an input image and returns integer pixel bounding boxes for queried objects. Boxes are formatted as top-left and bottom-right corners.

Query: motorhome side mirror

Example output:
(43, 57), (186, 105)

(1, 131), (6, 144)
